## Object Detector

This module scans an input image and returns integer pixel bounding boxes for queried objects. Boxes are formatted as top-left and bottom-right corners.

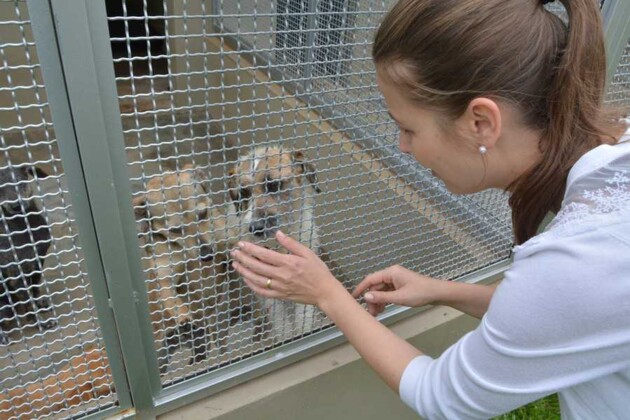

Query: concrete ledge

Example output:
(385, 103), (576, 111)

(159, 305), (481, 420)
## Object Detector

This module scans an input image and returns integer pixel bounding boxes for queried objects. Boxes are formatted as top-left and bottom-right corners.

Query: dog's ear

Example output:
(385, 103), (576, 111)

(132, 194), (150, 234)
(292, 150), (321, 193)
(192, 167), (211, 194)
(227, 167), (242, 214)
(23, 166), (48, 180)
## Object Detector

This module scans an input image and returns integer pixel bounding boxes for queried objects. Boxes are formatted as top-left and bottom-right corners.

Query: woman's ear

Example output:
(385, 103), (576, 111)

(461, 97), (502, 150)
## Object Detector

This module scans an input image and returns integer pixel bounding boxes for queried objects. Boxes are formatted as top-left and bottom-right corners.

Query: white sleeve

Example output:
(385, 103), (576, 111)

(398, 228), (630, 419)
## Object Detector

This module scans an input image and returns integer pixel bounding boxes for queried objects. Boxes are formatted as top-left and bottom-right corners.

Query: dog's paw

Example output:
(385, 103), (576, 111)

(0, 331), (9, 345)
(168, 321), (209, 365)
(35, 296), (52, 310)
(39, 317), (57, 330)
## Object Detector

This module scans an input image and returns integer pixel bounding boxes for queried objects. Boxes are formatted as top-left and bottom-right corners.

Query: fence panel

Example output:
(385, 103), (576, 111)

(0, 0), (628, 417)
(104, 0), (513, 395)
(0, 2), (121, 418)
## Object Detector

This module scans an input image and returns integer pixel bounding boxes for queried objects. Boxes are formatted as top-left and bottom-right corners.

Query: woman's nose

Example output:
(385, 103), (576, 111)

(398, 134), (412, 153)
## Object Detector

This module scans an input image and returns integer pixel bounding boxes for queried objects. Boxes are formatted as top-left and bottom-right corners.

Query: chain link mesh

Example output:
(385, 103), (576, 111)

(0, 1), (116, 418)
(107, 0), (514, 387)
(2, 0), (627, 409)
(607, 37), (630, 108)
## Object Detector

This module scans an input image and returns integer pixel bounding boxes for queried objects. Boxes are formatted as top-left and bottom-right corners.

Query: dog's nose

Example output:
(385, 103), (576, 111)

(249, 215), (279, 237)
(199, 244), (214, 262)
(249, 220), (267, 237)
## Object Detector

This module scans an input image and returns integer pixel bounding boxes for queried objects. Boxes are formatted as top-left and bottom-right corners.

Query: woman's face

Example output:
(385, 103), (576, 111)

(376, 70), (486, 195)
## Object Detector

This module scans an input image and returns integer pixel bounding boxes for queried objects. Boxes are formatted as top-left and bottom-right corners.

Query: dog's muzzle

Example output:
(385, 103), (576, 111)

(249, 215), (279, 238)
(199, 243), (214, 262)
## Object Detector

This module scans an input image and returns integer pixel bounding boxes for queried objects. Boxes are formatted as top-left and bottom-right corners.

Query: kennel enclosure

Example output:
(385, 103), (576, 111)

(0, 0), (629, 418)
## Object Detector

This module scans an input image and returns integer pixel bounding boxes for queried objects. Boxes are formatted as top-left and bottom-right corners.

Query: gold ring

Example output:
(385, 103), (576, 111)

(265, 278), (272, 290)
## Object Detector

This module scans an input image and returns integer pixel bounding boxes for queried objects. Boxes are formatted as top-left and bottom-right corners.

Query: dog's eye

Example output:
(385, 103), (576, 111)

(169, 226), (184, 234)
(240, 187), (251, 200)
(198, 209), (208, 220)
(266, 180), (281, 194)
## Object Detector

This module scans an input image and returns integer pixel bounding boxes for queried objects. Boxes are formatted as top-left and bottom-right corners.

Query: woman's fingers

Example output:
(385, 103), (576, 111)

(231, 249), (281, 280)
(367, 303), (386, 317)
(236, 241), (288, 267)
(242, 277), (284, 299)
(352, 270), (392, 298)
(233, 261), (286, 293)
(275, 231), (312, 258)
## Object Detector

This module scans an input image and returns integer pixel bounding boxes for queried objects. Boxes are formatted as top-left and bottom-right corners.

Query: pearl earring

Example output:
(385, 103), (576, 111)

(479, 146), (487, 155)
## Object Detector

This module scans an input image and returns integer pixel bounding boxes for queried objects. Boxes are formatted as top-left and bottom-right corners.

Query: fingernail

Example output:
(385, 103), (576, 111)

(276, 231), (285, 238)
(364, 293), (374, 301)
(238, 241), (245, 248)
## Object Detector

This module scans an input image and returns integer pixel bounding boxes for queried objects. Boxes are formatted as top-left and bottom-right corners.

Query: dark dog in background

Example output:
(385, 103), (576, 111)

(0, 166), (55, 345)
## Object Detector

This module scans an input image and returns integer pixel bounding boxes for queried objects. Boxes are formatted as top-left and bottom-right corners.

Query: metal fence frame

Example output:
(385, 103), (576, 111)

(12, 0), (630, 418)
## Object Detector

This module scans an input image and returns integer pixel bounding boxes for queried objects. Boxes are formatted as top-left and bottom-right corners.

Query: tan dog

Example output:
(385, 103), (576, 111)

(0, 345), (111, 419)
(227, 147), (322, 343)
(227, 146), (321, 251)
(133, 164), (233, 370)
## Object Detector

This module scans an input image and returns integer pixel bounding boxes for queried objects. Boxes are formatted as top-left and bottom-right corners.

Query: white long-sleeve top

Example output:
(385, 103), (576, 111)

(400, 131), (630, 419)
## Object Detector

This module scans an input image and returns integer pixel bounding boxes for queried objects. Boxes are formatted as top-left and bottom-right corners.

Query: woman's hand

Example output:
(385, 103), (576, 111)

(230, 231), (345, 308)
(352, 265), (444, 316)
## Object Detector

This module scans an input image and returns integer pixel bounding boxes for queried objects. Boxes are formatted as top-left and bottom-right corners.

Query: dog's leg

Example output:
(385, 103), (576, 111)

(237, 284), (272, 348)
(179, 264), (211, 366)
(0, 282), (12, 345)
(26, 271), (57, 331)
(147, 265), (189, 373)
(28, 217), (54, 315)
(208, 259), (231, 357)
(252, 299), (272, 349)
(156, 339), (171, 375)
(148, 260), (207, 367)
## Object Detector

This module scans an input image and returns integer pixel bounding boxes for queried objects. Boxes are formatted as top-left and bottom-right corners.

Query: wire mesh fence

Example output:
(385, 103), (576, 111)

(607, 37), (630, 107)
(106, 0), (514, 387)
(0, 1), (116, 418)
(0, 0), (628, 417)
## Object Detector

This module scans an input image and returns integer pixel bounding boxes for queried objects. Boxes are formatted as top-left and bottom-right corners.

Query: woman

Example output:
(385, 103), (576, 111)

(230, 0), (630, 417)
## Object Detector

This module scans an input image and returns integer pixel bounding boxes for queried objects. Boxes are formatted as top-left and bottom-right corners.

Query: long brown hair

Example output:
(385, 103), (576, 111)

(373, 0), (625, 244)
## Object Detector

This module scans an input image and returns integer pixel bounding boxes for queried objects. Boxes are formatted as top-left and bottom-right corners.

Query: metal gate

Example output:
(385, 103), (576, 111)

(0, 0), (629, 418)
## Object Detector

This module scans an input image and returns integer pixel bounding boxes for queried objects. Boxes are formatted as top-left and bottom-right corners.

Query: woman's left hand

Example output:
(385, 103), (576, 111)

(230, 231), (344, 308)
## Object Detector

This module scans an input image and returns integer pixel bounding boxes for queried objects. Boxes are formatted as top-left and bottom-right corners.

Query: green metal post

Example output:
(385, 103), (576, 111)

(25, 0), (134, 416)
(603, 0), (630, 92)
(41, 0), (164, 415)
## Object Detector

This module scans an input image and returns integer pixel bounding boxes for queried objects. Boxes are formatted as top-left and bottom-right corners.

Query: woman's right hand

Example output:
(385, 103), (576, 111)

(352, 265), (445, 316)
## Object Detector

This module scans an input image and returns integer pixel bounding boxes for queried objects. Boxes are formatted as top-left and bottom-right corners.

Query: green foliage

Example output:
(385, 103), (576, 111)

(493, 394), (561, 420)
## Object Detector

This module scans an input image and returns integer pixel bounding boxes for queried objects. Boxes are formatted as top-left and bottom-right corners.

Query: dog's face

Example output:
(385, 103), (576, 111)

(227, 147), (320, 244)
(134, 165), (216, 262)
(0, 166), (47, 215)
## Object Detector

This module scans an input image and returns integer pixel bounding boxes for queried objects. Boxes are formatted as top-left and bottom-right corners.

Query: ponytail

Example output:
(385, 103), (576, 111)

(509, 0), (620, 243)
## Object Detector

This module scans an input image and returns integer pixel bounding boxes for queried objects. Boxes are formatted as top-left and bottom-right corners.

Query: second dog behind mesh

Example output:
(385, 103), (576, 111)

(134, 164), (237, 371)
(0, 166), (56, 346)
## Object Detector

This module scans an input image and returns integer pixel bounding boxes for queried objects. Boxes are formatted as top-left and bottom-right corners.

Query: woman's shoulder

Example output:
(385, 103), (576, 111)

(514, 136), (630, 254)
